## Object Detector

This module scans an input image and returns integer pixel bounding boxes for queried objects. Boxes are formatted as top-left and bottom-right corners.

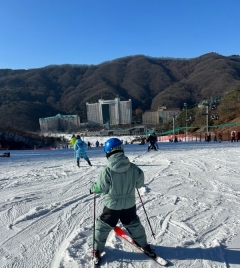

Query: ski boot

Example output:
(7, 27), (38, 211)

(77, 161), (80, 167)
(87, 160), (92, 166)
(93, 250), (101, 266)
(143, 244), (156, 258)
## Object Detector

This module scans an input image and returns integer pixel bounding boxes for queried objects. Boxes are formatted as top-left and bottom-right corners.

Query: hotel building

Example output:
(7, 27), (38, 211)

(86, 98), (132, 127)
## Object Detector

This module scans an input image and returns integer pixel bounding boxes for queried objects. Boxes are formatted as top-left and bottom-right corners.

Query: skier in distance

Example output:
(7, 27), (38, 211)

(70, 134), (76, 148)
(147, 134), (157, 151)
(74, 135), (92, 167)
(90, 137), (156, 265)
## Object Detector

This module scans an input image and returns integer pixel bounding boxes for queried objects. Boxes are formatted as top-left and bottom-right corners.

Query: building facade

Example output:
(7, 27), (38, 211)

(86, 98), (132, 127)
(159, 107), (181, 124)
(39, 114), (80, 132)
(142, 109), (158, 125)
(142, 107), (181, 125)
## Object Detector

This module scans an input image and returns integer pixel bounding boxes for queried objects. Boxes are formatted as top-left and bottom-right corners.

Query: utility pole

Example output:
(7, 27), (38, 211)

(206, 105), (209, 133)
(173, 114), (175, 140)
(202, 102), (209, 133)
(184, 103), (187, 141)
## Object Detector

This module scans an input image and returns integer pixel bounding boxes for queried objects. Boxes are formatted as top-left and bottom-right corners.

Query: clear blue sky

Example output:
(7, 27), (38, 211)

(1, 0), (240, 69)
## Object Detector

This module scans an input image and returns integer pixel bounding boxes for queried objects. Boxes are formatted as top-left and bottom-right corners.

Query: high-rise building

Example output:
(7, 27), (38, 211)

(86, 98), (132, 127)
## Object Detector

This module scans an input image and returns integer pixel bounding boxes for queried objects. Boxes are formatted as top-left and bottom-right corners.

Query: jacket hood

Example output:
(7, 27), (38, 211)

(107, 152), (130, 172)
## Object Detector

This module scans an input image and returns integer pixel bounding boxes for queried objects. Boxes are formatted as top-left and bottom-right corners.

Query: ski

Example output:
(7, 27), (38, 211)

(114, 226), (168, 267)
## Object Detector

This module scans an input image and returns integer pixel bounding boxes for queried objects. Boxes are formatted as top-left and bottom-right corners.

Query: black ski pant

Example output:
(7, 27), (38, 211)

(100, 205), (137, 227)
(93, 205), (148, 252)
(148, 142), (157, 151)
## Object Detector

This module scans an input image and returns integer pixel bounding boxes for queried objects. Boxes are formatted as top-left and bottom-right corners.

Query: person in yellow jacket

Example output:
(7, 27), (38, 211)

(70, 134), (77, 147)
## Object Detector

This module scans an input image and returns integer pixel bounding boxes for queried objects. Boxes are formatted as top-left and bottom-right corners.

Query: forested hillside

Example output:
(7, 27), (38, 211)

(0, 52), (240, 132)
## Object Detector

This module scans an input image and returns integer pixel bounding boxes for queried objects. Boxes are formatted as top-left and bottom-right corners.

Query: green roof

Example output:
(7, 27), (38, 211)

(39, 114), (78, 120)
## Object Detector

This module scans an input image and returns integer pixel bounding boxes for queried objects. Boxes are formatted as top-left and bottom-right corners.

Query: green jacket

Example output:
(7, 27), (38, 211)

(91, 152), (144, 210)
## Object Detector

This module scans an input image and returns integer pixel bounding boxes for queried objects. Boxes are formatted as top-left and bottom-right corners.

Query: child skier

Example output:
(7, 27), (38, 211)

(74, 135), (92, 167)
(90, 138), (156, 266)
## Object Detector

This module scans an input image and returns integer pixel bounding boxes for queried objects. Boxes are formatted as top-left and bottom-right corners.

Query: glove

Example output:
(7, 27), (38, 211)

(89, 183), (102, 194)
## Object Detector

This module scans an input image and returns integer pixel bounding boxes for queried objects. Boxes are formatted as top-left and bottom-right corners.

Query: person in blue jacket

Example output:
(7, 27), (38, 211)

(74, 135), (92, 167)
(90, 138), (156, 265)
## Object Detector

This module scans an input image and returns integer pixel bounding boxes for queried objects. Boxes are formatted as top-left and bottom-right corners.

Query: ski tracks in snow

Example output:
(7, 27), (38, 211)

(130, 146), (240, 268)
(0, 154), (104, 268)
(1, 145), (240, 267)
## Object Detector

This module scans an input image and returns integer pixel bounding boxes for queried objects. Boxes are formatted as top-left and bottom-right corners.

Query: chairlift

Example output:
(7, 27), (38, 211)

(189, 116), (195, 122)
(211, 105), (217, 110)
(211, 114), (219, 120)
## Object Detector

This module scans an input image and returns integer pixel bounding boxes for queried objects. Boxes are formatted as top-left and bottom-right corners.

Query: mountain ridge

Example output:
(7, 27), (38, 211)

(0, 52), (240, 132)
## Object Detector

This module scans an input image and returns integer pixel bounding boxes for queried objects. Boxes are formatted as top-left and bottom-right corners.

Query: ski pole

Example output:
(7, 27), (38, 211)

(93, 192), (96, 258)
(137, 189), (156, 239)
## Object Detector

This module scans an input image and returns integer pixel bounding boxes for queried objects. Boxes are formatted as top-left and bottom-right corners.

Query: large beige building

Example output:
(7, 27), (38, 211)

(86, 98), (132, 127)
(39, 114), (80, 132)
(142, 109), (158, 125)
(142, 107), (180, 125)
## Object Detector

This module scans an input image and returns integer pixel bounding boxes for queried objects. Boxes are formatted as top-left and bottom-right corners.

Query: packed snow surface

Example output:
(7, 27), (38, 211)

(1, 138), (240, 268)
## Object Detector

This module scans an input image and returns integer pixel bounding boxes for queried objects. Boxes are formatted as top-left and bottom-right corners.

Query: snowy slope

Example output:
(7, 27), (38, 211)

(0, 140), (240, 268)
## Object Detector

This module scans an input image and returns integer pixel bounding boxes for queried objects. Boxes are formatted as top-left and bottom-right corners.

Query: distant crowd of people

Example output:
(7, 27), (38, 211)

(205, 131), (240, 143)
(230, 131), (240, 142)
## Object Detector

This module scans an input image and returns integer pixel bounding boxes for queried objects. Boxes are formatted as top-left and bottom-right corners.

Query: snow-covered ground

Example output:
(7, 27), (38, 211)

(1, 138), (240, 268)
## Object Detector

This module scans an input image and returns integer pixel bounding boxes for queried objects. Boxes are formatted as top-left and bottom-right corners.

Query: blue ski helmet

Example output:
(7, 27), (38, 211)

(104, 138), (123, 158)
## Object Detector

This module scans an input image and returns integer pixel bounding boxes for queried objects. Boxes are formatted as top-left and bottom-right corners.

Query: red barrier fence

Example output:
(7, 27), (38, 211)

(158, 130), (240, 142)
